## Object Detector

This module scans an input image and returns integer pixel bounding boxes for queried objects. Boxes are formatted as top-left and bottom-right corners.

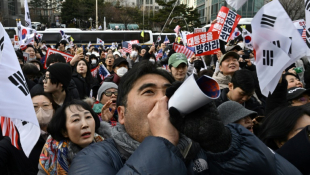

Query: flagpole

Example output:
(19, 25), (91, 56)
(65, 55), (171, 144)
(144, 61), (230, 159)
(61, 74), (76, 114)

(156, 0), (179, 45)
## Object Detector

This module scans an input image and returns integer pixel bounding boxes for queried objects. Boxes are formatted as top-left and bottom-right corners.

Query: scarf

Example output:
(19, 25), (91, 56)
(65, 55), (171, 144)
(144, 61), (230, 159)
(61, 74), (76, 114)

(111, 123), (192, 160)
(39, 133), (104, 175)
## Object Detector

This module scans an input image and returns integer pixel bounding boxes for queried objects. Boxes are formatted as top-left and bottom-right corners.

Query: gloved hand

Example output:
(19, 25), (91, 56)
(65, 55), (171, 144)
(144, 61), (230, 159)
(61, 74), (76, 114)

(166, 81), (231, 153)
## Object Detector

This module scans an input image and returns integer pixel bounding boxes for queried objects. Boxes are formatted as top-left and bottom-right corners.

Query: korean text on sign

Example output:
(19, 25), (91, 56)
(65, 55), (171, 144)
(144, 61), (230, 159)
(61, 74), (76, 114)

(186, 31), (220, 56)
(208, 6), (241, 42)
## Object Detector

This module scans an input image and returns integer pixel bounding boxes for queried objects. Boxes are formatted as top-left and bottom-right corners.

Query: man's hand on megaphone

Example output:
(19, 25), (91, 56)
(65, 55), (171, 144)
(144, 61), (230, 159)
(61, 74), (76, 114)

(166, 81), (231, 153)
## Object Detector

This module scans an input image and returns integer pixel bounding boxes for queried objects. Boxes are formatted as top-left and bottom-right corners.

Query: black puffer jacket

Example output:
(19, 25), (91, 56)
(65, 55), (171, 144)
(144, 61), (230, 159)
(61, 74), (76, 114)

(68, 124), (301, 174)
(215, 88), (265, 116)
(71, 73), (99, 99)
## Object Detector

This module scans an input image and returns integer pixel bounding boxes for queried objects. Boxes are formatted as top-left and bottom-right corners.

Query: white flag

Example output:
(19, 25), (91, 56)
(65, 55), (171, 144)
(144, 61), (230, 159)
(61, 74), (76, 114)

(251, 0), (308, 96)
(59, 30), (70, 43)
(304, 0), (310, 55)
(17, 21), (36, 48)
(97, 38), (104, 46)
(241, 27), (253, 50)
(24, 0), (31, 27)
(87, 41), (91, 49)
(226, 0), (248, 11)
(0, 23), (40, 157)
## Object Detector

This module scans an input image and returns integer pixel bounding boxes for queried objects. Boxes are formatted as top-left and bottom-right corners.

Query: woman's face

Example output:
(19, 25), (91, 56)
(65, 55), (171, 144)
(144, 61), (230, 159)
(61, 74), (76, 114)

(77, 60), (87, 76)
(25, 47), (36, 58)
(32, 95), (54, 131)
(63, 105), (96, 148)
(286, 75), (303, 89)
(287, 114), (310, 140)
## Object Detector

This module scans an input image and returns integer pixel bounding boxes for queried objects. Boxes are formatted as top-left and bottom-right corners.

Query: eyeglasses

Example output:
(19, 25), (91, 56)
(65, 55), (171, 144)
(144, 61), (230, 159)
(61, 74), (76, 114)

(104, 91), (118, 97)
(42, 75), (51, 83)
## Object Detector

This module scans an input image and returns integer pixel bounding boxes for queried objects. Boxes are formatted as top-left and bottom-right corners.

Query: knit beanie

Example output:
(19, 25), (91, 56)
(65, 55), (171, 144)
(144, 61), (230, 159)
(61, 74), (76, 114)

(47, 63), (72, 90)
(98, 82), (118, 101)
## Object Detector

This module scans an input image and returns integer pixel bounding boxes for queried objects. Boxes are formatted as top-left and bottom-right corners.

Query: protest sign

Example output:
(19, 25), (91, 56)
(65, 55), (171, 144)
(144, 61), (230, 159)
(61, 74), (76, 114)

(186, 31), (220, 56)
(44, 48), (73, 69)
(194, 28), (206, 33)
(208, 6), (241, 42)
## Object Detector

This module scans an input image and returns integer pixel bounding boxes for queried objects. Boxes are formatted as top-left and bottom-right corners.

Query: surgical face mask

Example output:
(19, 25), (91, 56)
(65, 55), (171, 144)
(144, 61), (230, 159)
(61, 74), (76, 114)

(91, 59), (97, 64)
(149, 58), (155, 64)
(42, 51), (46, 55)
(116, 67), (128, 77)
(36, 108), (54, 128)
(28, 57), (36, 61)
(130, 51), (138, 58)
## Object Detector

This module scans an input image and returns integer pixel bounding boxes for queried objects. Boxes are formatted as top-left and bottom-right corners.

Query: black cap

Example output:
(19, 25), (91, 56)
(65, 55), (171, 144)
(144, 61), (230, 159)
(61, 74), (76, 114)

(287, 87), (310, 100)
(112, 57), (128, 69)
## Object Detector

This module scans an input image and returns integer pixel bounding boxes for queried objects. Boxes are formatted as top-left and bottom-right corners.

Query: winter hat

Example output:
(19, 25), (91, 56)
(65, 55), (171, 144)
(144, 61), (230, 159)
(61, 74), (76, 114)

(112, 57), (128, 69)
(287, 87), (310, 101)
(46, 63), (72, 90)
(217, 101), (257, 125)
(98, 82), (118, 101)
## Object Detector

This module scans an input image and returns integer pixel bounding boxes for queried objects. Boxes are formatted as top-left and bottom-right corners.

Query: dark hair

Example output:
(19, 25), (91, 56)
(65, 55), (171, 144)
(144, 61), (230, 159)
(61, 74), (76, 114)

(60, 40), (67, 46)
(22, 63), (40, 80)
(198, 69), (214, 78)
(258, 106), (310, 150)
(15, 49), (24, 61)
(47, 99), (100, 142)
(93, 48), (99, 52)
(31, 92), (60, 111)
(117, 61), (174, 107)
(283, 72), (300, 81)
(46, 53), (66, 67)
(230, 69), (255, 95)
(73, 59), (92, 85)
(132, 44), (141, 53)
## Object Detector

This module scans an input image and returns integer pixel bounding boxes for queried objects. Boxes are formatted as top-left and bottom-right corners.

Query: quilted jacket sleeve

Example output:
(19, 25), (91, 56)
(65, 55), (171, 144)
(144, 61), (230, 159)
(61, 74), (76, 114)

(69, 137), (187, 175)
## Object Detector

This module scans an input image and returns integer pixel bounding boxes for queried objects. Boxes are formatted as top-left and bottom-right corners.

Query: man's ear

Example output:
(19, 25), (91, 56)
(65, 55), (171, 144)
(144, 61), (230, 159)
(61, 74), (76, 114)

(228, 82), (234, 91)
(117, 106), (125, 125)
(219, 65), (222, 72)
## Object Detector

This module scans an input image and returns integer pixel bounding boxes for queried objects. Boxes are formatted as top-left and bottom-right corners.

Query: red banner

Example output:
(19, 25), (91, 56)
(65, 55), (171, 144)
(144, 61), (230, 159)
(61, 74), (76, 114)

(208, 6), (241, 42)
(186, 31), (220, 56)
(44, 48), (74, 69)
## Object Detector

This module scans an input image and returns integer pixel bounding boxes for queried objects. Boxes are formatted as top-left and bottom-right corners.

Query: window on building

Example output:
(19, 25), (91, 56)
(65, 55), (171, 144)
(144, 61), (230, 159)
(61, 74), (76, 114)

(146, 0), (149, 4)
(155, 6), (159, 9)
(150, 0), (153, 4)
(8, 0), (16, 16)
(132, 2), (135, 5)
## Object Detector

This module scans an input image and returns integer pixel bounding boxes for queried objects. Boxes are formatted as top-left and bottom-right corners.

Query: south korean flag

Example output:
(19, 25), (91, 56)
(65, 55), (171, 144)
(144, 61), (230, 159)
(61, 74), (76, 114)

(304, 0), (310, 55)
(252, 0), (307, 62)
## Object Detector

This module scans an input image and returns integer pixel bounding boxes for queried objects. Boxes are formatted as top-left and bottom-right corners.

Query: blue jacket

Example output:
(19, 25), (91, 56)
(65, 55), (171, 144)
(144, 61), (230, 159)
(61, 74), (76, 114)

(68, 124), (301, 175)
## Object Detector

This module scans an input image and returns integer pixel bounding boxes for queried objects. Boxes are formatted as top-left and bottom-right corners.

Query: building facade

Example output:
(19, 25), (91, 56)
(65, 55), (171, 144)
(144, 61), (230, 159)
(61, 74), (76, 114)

(0, 0), (23, 27)
(198, 0), (265, 26)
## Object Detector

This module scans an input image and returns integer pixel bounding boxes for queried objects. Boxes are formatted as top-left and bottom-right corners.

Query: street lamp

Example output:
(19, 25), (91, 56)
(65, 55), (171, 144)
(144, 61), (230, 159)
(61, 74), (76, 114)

(89, 17), (93, 29)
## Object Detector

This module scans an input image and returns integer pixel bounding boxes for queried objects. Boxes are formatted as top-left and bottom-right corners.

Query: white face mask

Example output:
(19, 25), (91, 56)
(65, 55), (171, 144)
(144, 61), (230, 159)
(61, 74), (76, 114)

(116, 67), (128, 77)
(28, 57), (36, 61)
(149, 59), (155, 64)
(91, 59), (97, 64)
(130, 51), (138, 58)
(42, 51), (46, 55)
(36, 108), (54, 128)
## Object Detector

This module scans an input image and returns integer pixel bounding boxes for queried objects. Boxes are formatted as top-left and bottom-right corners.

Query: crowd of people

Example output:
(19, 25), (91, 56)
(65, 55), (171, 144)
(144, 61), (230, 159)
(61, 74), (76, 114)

(1, 32), (310, 175)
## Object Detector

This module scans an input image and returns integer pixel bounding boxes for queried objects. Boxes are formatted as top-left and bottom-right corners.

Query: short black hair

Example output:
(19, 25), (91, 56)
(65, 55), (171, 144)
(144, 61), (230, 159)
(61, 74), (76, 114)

(47, 72), (64, 92)
(46, 53), (66, 67)
(60, 40), (67, 46)
(230, 69), (255, 95)
(93, 48), (99, 52)
(117, 61), (175, 107)
(22, 63), (40, 79)
(258, 106), (310, 150)
(47, 99), (100, 142)
(31, 92), (60, 111)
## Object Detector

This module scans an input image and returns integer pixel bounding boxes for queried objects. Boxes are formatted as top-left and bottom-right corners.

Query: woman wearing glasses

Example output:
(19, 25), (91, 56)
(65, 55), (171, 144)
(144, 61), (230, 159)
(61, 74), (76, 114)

(92, 82), (118, 126)
(72, 59), (100, 100)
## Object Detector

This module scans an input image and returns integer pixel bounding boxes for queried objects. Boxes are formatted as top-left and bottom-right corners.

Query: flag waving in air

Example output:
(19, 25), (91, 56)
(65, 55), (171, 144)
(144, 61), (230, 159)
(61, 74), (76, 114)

(97, 38), (104, 45)
(122, 41), (132, 53)
(0, 22), (40, 157)
(174, 25), (181, 34)
(24, 0), (31, 27)
(226, 0), (248, 11)
(241, 25), (253, 50)
(164, 35), (170, 44)
(60, 30), (70, 43)
(173, 43), (195, 59)
(99, 63), (111, 80)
